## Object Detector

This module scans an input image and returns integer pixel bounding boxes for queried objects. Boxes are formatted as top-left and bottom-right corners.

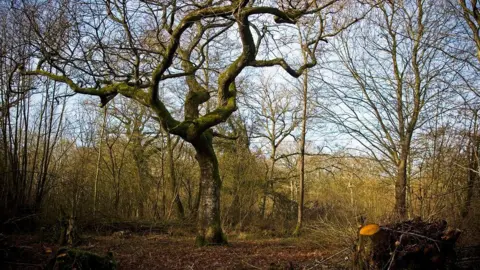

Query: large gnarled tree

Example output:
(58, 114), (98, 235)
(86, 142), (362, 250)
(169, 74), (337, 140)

(17, 0), (358, 245)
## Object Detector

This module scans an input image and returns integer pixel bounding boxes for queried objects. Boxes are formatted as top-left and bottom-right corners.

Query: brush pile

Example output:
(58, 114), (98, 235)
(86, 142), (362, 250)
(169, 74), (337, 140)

(355, 218), (461, 269)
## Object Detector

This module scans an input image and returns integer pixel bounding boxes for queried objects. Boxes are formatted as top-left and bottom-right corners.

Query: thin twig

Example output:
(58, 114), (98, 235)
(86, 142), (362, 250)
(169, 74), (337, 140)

(386, 234), (404, 270)
(381, 227), (441, 251)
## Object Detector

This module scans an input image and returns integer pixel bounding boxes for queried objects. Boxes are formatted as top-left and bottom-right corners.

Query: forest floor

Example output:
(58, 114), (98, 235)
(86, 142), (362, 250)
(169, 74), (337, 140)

(1, 233), (346, 269)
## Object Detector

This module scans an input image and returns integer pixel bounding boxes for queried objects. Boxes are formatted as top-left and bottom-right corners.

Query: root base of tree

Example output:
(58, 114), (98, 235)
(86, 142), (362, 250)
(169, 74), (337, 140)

(195, 231), (228, 247)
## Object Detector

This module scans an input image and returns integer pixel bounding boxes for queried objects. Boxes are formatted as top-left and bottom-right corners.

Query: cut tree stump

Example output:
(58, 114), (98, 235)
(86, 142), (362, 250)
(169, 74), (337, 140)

(354, 218), (461, 270)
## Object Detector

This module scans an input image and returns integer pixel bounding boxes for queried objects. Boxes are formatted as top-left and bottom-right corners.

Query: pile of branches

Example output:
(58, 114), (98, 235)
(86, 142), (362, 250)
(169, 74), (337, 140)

(355, 218), (461, 269)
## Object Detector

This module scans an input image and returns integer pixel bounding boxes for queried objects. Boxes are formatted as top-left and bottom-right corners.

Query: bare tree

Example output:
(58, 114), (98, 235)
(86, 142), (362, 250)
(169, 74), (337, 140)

(108, 99), (162, 218)
(1, 2), (71, 221)
(319, 0), (456, 219)
(458, 0), (480, 63)
(293, 14), (327, 235)
(17, 0), (360, 244)
(247, 78), (300, 218)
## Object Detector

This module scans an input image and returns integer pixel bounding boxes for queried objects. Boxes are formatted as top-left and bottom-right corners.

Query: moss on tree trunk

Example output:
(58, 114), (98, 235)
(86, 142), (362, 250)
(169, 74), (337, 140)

(192, 131), (227, 246)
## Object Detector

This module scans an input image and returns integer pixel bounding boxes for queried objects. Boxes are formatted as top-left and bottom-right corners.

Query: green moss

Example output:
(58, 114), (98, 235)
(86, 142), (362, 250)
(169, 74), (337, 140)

(292, 226), (301, 237)
(195, 235), (206, 247)
(221, 231), (228, 243)
(195, 227), (228, 247)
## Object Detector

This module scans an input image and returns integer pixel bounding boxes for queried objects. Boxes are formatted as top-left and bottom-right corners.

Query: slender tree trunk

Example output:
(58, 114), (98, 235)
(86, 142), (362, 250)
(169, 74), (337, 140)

(133, 149), (148, 218)
(94, 107), (107, 218)
(166, 132), (185, 219)
(131, 133), (151, 218)
(294, 70), (308, 236)
(462, 146), (478, 219)
(192, 131), (226, 246)
(159, 130), (167, 218)
(462, 115), (479, 218)
(153, 141), (164, 220)
(395, 157), (408, 220)
(160, 148), (167, 219)
(262, 147), (277, 218)
(260, 187), (267, 218)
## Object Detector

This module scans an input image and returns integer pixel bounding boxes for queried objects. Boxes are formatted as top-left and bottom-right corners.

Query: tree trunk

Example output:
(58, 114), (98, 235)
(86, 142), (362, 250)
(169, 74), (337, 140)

(94, 107), (107, 218)
(262, 148), (277, 219)
(294, 71), (308, 236)
(166, 133), (185, 219)
(462, 133), (479, 218)
(394, 158), (408, 220)
(133, 151), (149, 218)
(192, 131), (226, 246)
(192, 179), (202, 219)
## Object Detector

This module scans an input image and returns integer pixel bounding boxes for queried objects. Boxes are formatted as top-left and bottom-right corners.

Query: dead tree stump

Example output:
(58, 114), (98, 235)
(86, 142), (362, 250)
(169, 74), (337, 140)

(354, 218), (461, 270)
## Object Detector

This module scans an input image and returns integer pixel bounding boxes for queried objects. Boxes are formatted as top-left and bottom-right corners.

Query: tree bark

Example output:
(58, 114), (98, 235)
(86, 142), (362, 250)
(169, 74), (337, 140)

(294, 70), (308, 236)
(166, 132), (185, 219)
(192, 180), (202, 219)
(94, 107), (107, 218)
(133, 146), (149, 218)
(462, 125), (479, 219)
(192, 131), (226, 246)
(394, 158), (408, 220)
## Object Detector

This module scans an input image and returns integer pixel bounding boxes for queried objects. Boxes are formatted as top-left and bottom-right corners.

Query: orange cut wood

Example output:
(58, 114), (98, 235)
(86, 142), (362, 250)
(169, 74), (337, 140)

(359, 224), (380, 236)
